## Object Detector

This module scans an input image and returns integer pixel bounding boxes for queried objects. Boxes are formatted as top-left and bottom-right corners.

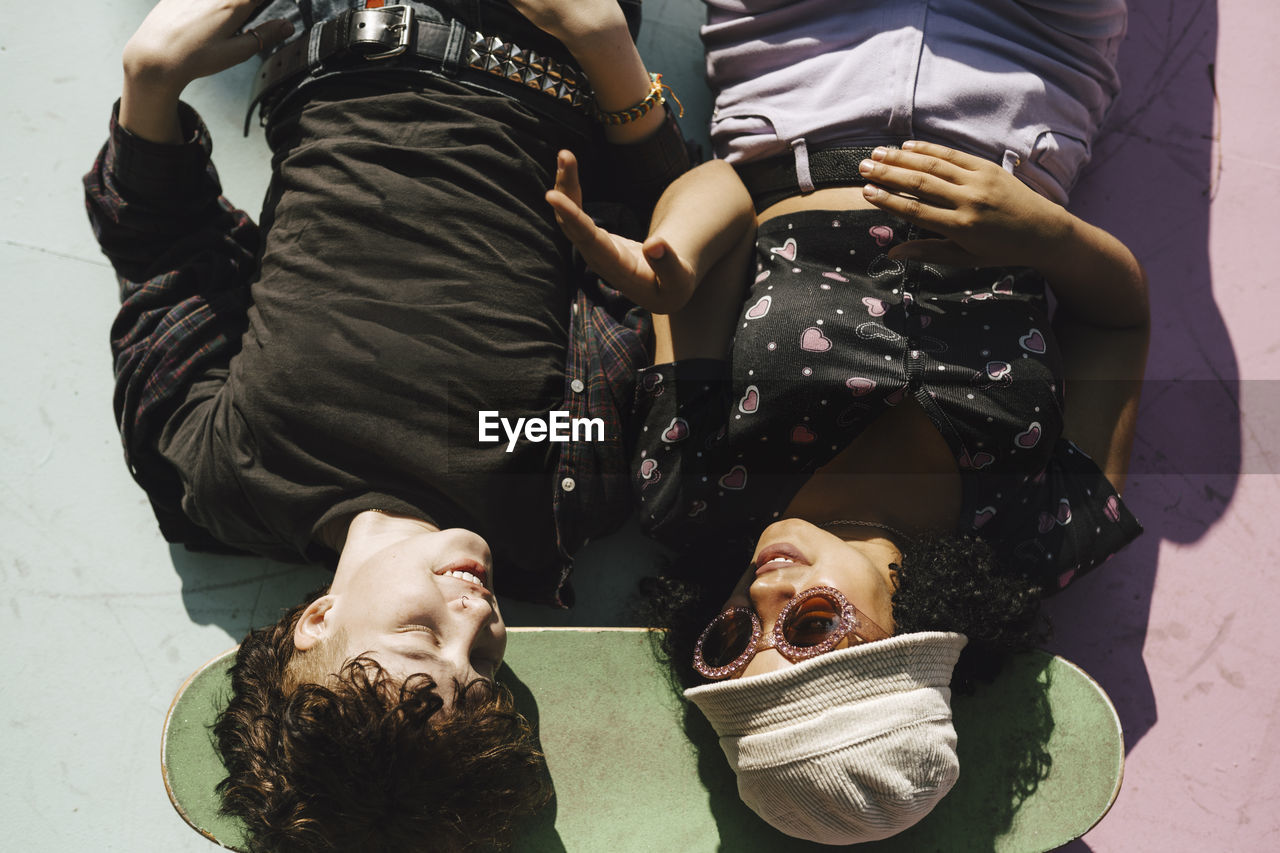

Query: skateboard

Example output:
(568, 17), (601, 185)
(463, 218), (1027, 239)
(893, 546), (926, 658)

(163, 628), (1123, 852)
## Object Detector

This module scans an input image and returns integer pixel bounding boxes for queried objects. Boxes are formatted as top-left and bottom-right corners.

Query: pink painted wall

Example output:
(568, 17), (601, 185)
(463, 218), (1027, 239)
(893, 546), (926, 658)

(1044, 1), (1280, 849)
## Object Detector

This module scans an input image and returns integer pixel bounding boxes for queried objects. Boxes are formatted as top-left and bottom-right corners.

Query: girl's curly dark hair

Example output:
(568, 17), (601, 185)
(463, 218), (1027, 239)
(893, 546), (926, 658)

(213, 588), (551, 853)
(636, 533), (1046, 693)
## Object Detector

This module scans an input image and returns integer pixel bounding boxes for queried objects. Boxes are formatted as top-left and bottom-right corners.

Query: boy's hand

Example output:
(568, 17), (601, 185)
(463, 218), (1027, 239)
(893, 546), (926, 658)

(859, 141), (1073, 270)
(123, 0), (292, 98)
(507, 0), (627, 51)
(545, 150), (696, 314)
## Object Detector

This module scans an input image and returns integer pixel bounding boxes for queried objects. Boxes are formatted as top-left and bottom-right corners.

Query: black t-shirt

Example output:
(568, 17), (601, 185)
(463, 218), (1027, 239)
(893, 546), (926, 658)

(168, 75), (581, 585)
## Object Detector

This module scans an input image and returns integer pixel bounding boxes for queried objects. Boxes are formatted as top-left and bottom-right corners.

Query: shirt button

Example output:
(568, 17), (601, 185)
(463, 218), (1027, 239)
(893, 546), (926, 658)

(561, 477), (576, 492)
(570, 378), (585, 394)
(910, 350), (920, 359)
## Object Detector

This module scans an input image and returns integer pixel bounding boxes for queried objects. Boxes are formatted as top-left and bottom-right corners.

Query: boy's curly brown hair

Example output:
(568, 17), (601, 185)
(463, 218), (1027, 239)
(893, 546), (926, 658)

(213, 588), (551, 853)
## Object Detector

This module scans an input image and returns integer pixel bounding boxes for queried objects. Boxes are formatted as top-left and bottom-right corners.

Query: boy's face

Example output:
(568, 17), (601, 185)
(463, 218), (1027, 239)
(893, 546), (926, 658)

(296, 516), (507, 705)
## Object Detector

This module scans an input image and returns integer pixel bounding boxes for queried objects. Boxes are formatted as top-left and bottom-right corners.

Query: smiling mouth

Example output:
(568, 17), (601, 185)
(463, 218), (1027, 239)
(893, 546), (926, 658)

(442, 568), (484, 586)
(434, 560), (491, 593)
(754, 543), (811, 575)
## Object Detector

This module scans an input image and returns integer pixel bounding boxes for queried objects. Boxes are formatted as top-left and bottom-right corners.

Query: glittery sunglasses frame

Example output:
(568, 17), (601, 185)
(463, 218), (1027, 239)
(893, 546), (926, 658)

(692, 586), (891, 680)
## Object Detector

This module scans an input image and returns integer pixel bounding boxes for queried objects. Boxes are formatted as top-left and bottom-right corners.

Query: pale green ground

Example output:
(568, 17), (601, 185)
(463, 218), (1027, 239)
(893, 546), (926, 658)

(0, 2), (707, 850)
(5, 2), (1280, 852)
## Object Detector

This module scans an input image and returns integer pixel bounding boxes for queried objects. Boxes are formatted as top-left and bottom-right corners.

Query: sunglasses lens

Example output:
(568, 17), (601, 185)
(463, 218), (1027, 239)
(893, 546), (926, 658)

(702, 611), (755, 668)
(783, 594), (845, 648)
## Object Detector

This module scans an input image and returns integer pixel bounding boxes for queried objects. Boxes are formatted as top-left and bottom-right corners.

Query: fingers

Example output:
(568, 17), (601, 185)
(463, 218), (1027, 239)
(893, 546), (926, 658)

(861, 181), (957, 230)
(642, 236), (696, 301)
(248, 18), (293, 54)
(858, 149), (966, 208)
(553, 150), (584, 209)
(544, 186), (600, 250)
(204, 18), (292, 73)
(900, 140), (986, 171)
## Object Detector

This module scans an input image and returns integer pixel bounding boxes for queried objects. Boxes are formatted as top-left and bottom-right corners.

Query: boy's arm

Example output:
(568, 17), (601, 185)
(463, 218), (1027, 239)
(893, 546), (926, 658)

(86, 0), (290, 542)
(120, 0), (291, 141)
(509, 0), (666, 145)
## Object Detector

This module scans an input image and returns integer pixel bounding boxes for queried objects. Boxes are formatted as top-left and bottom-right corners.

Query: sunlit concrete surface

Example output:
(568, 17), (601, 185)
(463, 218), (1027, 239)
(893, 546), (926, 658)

(0, 1), (1275, 850)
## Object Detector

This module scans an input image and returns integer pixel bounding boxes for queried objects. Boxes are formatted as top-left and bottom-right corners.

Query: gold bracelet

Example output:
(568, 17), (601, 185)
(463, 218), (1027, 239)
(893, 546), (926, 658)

(593, 72), (684, 126)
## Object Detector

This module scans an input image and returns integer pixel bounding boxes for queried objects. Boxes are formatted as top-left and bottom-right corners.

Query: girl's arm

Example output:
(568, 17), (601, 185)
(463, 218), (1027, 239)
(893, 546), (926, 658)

(546, 155), (755, 349)
(859, 141), (1149, 492)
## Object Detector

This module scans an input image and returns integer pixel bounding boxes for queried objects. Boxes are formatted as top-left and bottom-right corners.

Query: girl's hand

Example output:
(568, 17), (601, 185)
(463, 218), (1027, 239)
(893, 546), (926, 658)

(859, 141), (1073, 269)
(545, 150), (696, 314)
(123, 0), (292, 98)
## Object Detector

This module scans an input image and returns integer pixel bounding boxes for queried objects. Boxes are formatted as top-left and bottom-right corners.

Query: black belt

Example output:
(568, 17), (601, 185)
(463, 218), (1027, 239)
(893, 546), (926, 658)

(245, 4), (592, 134)
(735, 145), (901, 211)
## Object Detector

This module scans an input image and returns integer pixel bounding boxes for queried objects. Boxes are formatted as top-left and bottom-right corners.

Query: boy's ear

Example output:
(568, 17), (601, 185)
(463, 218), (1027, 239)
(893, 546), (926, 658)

(294, 595), (337, 651)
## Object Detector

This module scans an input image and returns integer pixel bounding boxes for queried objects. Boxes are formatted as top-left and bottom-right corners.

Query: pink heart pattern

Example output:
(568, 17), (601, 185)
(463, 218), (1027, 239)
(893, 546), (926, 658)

(1037, 499), (1073, 532)
(1056, 498), (1072, 525)
(823, 271), (849, 283)
(719, 465), (748, 490)
(688, 500), (707, 517)
(661, 417), (689, 444)
(1014, 421), (1042, 449)
(800, 327), (833, 352)
(642, 372), (663, 392)
(755, 269), (771, 284)
(1104, 495), (1121, 522)
(856, 322), (901, 342)
(1019, 328), (1047, 354)
(869, 225), (894, 246)
(868, 255), (905, 278)
(862, 297), (887, 317)
(960, 449), (995, 470)
(845, 376), (876, 396)
(791, 425), (816, 444)
(973, 506), (997, 529)
(1057, 569), (1076, 589)
(639, 458), (659, 480)
(745, 295), (772, 320)
(993, 275), (1015, 295)
(771, 238), (798, 261)
(987, 361), (1012, 381)
(738, 385), (760, 414)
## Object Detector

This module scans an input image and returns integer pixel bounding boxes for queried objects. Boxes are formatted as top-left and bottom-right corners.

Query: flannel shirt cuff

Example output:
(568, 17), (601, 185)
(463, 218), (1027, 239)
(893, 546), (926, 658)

(606, 106), (693, 208)
(108, 99), (213, 200)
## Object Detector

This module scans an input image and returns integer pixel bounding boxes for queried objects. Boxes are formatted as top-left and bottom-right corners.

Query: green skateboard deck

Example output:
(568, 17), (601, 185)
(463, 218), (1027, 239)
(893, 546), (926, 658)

(163, 629), (1122, 852)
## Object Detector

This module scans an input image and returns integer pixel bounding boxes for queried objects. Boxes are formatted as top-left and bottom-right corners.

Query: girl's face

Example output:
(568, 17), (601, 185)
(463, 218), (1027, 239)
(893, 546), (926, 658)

(719, 518), (900, 679)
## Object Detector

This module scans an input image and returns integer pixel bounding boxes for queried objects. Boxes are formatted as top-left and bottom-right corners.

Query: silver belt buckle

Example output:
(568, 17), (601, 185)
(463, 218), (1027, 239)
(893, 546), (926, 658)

(352, 5), (415, 61)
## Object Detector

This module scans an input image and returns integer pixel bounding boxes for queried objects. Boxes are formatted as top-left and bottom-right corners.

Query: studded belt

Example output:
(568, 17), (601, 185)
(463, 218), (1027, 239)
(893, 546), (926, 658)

(245, 4), (593, 134)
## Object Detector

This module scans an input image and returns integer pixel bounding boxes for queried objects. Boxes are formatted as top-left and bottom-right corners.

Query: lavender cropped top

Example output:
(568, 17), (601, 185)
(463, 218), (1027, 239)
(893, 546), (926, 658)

(702, 0), (1127, 203)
